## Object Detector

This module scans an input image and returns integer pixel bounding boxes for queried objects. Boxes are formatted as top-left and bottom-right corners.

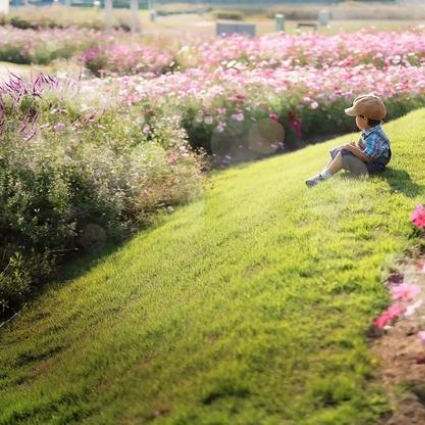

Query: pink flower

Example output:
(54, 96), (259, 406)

(53, 122), (66, 132)
(269, 113), (280, 123)
(231, 112), (245, 122)
(168, 152), (178, 166)
(411, 204), (425, 228)
(391, 283), (421, 301)
(418, 330), (425, 344)
(216, 123), (226, 133)
(405, 299), (423, 316)
(374, 304), (406, 328)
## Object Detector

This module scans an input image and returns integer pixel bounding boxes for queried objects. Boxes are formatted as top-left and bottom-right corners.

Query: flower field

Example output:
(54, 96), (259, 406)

(0, 26), (102, 65)
(3, 18), (425, 422)
(82, 27), (425, 155)
(2, 25), (425, 313)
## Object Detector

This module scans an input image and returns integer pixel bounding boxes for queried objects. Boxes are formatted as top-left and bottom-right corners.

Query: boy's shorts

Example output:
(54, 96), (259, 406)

(330, 147), (387, 175)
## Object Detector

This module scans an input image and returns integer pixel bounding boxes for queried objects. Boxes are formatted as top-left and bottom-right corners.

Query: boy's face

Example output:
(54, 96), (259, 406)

(355, 115), (369, 130)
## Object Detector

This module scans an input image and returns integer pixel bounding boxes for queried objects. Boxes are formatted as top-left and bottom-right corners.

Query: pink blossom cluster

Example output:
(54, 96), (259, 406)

(81, 44), (175, 77)
(88, 63), (425, 116)
(72, 27), (425, 152)
(0, 26), (102, 64)
(374, 283), (422, 328)
(373, 206), (425, 355)
(177, 27), (425, 71)
(411, 204), (425, 228)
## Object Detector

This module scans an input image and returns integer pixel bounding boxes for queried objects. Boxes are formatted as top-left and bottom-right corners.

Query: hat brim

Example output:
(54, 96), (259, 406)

(344, 107), (357, 116)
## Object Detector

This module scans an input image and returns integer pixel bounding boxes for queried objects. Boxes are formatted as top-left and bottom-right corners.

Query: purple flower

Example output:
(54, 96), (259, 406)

(231, 112), (244, 122)
(391, 283), (421, 301)
(54, 122), (66, 132)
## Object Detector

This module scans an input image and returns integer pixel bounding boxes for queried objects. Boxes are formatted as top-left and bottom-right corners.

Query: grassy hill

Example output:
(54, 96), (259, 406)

(1, 109), (425, 425)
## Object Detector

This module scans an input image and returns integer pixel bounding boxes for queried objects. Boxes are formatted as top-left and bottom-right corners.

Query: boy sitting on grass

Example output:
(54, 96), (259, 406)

(306, 93), (391, 188)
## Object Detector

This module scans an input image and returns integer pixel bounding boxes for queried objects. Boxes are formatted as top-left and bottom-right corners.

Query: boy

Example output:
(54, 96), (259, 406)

(305, 94), (391, 188)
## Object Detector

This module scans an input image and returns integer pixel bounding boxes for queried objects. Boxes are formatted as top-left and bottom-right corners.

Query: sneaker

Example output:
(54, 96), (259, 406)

(305, 174), (325, 188)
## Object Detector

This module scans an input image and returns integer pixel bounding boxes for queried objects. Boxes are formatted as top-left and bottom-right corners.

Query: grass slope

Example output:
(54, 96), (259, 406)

(1, 109), (425, 425)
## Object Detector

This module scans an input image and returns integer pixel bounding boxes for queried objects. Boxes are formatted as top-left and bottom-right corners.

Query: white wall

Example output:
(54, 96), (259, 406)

(0, 0), (9, 15)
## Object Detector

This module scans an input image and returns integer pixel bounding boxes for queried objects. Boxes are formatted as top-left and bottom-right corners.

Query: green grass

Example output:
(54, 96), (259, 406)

(1, 109), (425, 424)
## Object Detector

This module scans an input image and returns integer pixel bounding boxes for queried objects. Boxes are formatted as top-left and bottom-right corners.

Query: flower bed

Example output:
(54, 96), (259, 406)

(86, 62), (425, 162)
(81, 44), (176, 77)
(0, 26), (104, 65)
(371, 205), (425, 373)
(0, 73), (203, 314)
(75, 27), (425, 162)
(175, 28), (425, 72)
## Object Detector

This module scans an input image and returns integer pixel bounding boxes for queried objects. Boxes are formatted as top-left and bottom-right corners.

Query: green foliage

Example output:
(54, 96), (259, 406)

(179, 92), (425, 164)
(0, 253), (31, 312)
(0, 6), (141, 31)
(2, 7), (102, 30)
(212, 9), (245, 21)
(9, 16), (40, 30)
(0, 29), (102, 66)
(0, 45), (30, 64)
(0, 77), (204, 314)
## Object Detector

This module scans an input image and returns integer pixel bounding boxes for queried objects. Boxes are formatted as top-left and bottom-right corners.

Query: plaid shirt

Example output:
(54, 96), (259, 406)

(358, 124), (391, 163)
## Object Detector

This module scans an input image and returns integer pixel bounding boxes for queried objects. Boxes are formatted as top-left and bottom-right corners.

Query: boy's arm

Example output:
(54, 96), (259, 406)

(343, 144), (374, 163)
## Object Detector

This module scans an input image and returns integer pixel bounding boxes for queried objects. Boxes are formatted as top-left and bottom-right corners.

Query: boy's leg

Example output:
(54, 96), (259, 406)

(305, 151), (344, 188)
(325, 151), (344, 174)
(326, 147), (341, 168)
(306, 148), (370, 188)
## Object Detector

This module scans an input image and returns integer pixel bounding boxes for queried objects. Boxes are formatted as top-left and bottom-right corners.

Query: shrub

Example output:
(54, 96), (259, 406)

(0, 74), (204, 315)
(212, 10), (245, 21)
(1, 6), (101, 30)
(0, 26), (103, 66)
(81, 43), (176, 77)
(0, 5), (145, 31)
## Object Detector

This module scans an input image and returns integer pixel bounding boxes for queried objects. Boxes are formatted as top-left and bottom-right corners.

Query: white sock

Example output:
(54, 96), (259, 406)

(321, 170), (333, 180)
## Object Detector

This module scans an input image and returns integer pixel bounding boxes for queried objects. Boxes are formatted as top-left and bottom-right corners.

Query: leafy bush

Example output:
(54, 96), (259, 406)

(9, 15), (40, 30)
(107, 28), (425, 163)
(81, 43), (176, 77)
(0, 5), (143, 31)
(1, 6), (101, 30)
(212, 10), (245, 21)
(0, 26), (103, 65)
(0, 74), (204, 315)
